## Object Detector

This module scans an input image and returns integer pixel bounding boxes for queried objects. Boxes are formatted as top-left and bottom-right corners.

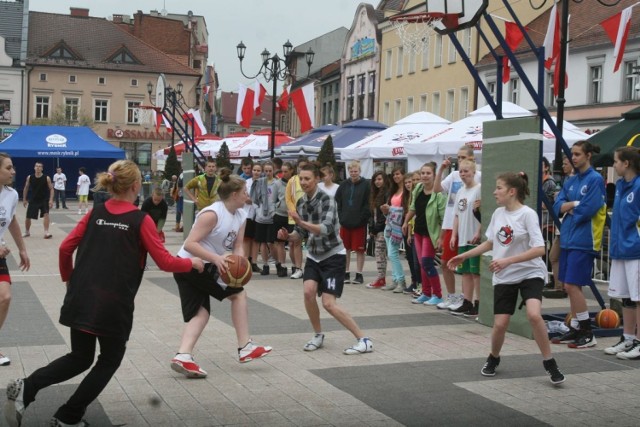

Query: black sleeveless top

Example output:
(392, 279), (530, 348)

(29, 174), (49, 201)
(59, 204), (147, 340)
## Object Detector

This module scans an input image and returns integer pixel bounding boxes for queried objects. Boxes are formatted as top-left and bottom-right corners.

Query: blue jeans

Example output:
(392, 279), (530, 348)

(385, 234), (405, 284)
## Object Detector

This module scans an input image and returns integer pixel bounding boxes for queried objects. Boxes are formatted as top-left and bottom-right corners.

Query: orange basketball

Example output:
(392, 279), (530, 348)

(595, 309), (620, 329)
(219, 255), (252, 288)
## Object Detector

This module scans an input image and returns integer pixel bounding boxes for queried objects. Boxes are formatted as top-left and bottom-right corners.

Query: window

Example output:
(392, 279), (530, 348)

(69, 75), (77, 83)
(460, 88), (469, 118)
(623, 61), (639, 101)
(357, 74), (366, 119)
(546, 71), (556, 107)
(396, 47), (404, 76)
(385, 50), (393, 79)
(408, 49), (416, 73)
(367, 72), (376, 118)
(383, 101), (390, 124)
(434, 34), (443, 67)
(445, 90), (455, 121)
(107, 48), (139, 65)
(47, 46), (76, 59)
(448, 39), (457, 64)
(327, 100), (333, 124)
(463, 28), (472, 57)
(193, 59), (202, 70)
(509, 78), (520, 104)
(432, 92), (440, 115)
(421, 42), (430, 70)
(35, 96), (50, 119)
(420, 94), (428, 111)
(131, 79), (138, 87)
(127, 101), (141, 124)
(347, 77), (355, 121)
(487, 80), (496, 101)
(394, 99), (402, 121)
(65, 97), (80, 122)
(39, 73), (47, 81)
(94, 99), (108, 122)
(407, 97), (414, 115)
(589, 65), (603, 104)
(119, 142), (152, 167)
(98, 76), (106, 85)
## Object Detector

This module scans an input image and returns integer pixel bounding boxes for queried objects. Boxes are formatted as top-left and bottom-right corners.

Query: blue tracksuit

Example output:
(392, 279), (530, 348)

(553, 167), (606, 254)
(609, 175), (640, 260)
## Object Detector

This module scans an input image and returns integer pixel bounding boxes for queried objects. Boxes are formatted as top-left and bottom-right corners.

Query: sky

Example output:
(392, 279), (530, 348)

(28, 0), (369, 93)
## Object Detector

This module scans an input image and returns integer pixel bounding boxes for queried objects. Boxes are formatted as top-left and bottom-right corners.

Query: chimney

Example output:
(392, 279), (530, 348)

(70, 7), (89, 17)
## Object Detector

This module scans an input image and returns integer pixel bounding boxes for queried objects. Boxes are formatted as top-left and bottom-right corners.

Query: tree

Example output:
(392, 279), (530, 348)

(31, 105), (94, 127)
(216, 141), (232, 170)
(317, 135), (336, 170)
(164, 145), (181, 180)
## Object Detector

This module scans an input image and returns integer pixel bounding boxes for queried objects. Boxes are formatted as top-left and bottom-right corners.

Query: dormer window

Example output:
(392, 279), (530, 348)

(42, 41), (82, 61)
(107, 47), (140, 65)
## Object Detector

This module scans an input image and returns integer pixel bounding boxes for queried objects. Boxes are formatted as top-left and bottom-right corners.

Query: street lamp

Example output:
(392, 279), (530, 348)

(236, 40), (314, 158)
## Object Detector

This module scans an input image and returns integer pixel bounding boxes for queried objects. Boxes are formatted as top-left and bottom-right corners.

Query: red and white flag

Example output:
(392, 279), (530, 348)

(161, 112), (172, 132)
(543, 3), (568, 97)
(502, 21), (528, 84)
(253, 81), (267, 115)
(236, 83), (255, 128)
(600, 6), (633, 73)
(187, 108), (207, 139)
(276, 87), (289, 111)
(290, 83), (315, 133)
(203, 85), (210, 95)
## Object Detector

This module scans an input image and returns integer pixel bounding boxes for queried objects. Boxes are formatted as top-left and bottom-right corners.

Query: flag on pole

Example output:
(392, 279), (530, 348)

(277, 87), (289, 111)
(543, 3), (568, 97)
(502, 21), (528, 84)
(236, 83), (255, 128)
(162, 113), (172, 132)
(203, 85), (210, 95)
(600, 6), (633, 73)
(290, 83), (315, 133)
(253, 81), (267, 115)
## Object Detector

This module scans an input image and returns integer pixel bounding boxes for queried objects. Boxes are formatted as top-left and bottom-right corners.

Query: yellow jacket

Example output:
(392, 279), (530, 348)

(285, 175), (305, 225)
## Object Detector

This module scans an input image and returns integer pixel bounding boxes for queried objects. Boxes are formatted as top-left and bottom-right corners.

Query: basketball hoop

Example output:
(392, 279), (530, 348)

(390, 12), (458, 55)
(134, 105), (159, 126)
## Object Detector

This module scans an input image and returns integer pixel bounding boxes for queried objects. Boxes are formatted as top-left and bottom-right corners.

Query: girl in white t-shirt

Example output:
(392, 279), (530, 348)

(318, 164), (338, 199)
(448, 171), (565, 386)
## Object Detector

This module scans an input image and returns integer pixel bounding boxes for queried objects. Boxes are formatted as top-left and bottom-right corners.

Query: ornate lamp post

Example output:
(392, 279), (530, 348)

(236, 40), (315, 158)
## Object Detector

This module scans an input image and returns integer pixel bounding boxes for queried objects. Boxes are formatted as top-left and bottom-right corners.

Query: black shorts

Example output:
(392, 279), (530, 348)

(244, 218), (256, 239)
(254, 222), (275, 243)
(26, 200), (49, 219)
(173, 263), (244, 322)
(303, 254), (346, 298)
(494, 278), (544, 315)
(0, 258), (11, 283)
(273, 214), (293, 242)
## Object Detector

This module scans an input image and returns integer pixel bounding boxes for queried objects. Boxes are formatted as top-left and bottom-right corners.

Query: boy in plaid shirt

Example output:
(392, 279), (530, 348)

(278, 163), (373, 355)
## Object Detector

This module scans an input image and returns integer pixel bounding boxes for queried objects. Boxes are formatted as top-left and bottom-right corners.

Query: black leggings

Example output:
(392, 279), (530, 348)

(23, 328), (127, 424)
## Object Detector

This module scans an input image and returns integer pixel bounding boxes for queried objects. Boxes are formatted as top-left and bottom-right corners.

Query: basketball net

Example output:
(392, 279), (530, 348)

(134, 105), (159, 126)
(391, 15), (442, 56)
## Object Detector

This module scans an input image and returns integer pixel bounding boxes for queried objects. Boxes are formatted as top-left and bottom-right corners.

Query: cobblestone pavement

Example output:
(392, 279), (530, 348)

(0, 204), (638, 426)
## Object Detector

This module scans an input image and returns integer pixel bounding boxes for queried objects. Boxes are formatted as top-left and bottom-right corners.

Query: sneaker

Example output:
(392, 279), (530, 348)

(49, 417), (89, 427)
(604, 336), (634, 355)
(4, 378), (25, 427)
(21, 232), (29, 238)
(238, 340), (272, 363)
(551, 327), (579, 344)
(170, 354), (208, 378)
(424, 296), (443, 306)
(77, 209), (82, 215)
(464, 301), (479, 317)
(343, 337), (373, 355)
(44, 234), (52, 239)
(381, 281), (398, 291)
(450, 299), (473, 316)
(366, 278), (386, 289)
(303, 333), (324, 351)
(0, 352), (10, 366)
(481, 354), (500, 376)
(392, 283), (406, 293)
(437, 294), (456, 310)
(290, 269), (303, 279)
(344, 272), (351, 284)
(277, 265), (288, 277)
(352, 273), (364, 285)
(251, 263), (261, 273)
(567, 330), (597, 349)
(412, 294), (431, 304)
(447, 295), (464, 311)
(616, 339), (640, 360)
(542, 358), (566, 385)
(260, 265), (269, 276)
(402, 284), (417, 295)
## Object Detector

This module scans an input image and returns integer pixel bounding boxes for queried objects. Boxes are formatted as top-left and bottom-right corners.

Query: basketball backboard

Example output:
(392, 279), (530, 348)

(425, 0), (488, 34)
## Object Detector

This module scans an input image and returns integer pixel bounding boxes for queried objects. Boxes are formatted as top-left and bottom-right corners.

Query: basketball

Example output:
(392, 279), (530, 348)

(219, 255), (252, 288)
(595, 309), (620, 329)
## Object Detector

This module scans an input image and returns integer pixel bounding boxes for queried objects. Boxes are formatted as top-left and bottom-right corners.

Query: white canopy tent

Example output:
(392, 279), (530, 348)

(404, 102), (589, 171)
(341, 112), (451, 178)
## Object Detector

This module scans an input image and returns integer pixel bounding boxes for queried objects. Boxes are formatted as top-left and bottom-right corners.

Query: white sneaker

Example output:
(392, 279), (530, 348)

(78, 209), (82, 215)
(447, 295), (464, 311)
(0, 352), (9, 366)
(616, 339), (640, 360)
(303, 333), (324, 351)
(343, 337), (373, 355)
(604, 336), (634, 355)
(436, 294), (456, 310)
(290, 269), (303, 279)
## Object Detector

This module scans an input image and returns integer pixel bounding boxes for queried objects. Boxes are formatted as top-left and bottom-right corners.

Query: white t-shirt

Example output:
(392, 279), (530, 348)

(485, 205), (547, 285)
(77, 174), (91, 196)
(318, 182), (338, 199)
(53, 173), (67, 191)
(454, 183), (481, 245)
(0, 186), (18, 241)
(441, 170), (482, 229)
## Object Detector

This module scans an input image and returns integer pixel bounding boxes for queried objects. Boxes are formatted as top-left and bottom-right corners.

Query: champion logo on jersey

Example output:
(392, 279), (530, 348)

(497, 225), (514, 246)
(96, 219), (129, 230)
(627, 192), (634, 204)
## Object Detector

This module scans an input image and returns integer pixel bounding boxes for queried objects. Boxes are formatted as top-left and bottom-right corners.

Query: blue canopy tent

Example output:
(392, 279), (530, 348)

(279, 120), (387, 157)
(279, 124), (339, 156)
(0, 126), (126, 200)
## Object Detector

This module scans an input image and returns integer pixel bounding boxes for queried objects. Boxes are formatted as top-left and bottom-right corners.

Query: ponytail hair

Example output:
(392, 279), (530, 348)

(573, 140), (601, 158)
(497, 171), (530, 203)
(217, 167), (245, 200)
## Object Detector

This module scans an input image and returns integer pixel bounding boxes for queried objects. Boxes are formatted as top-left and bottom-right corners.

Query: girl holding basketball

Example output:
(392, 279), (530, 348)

(171, 168), (272, 379)
(448, 172), (565, 385)
(604, 147), (640, 360)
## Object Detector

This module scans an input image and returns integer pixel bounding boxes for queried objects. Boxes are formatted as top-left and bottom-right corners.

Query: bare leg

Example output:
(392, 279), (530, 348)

(0, 282), (11, 330)
(243, 238), (251, 259)
(462, 274), (474, 301)
(177, 306), (210, 354)
(491, 314), (510, 356)
(293, 241), (303, 269)
(635, 305), (640, 340)
(442, 265), (456, 294)
(303, 280), (322, 333)
(526, 299), (553, 359)
(321, 293), (364, 339)
(273, 242), (285, 264)
(250, 240), (259, 263)
(345, 250), (352, 273)
(24, 218), (31, 234)
(622, 305), (638, 337)
(565, 283), (588, 314)
(229, 292), (250, 346)
(356, 251), (365, 273)
(260, 243), (269, 264)
(472, 274), (480, 300)
(44, 213), (50, 235)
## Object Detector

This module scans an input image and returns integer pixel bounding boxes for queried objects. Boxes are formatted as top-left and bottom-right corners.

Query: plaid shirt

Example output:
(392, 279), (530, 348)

(294, 188), (344, 261)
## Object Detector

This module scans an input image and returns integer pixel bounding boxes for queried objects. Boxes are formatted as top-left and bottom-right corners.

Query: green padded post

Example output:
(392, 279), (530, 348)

(181, 152), (196, 237)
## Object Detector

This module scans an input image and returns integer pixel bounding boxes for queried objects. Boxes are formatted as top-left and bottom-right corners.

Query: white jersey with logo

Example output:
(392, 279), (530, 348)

(485, 205), (547, 285)
(77, 174), (91, 196)
(441, 170), (482, 229)
(454, 183), (481, 245)
(53, 173), (67, 191)
(0, 186), (18, 241)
